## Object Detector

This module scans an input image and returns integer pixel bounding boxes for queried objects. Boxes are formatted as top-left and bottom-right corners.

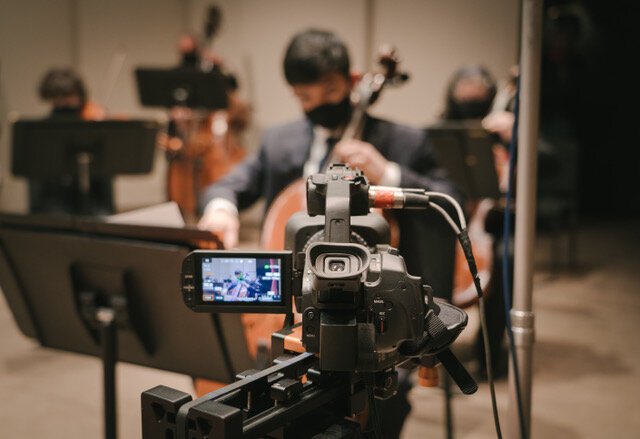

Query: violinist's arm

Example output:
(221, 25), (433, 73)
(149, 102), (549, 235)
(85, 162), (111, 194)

(482, 110), (514, 144)
(81, 100), (106, 121)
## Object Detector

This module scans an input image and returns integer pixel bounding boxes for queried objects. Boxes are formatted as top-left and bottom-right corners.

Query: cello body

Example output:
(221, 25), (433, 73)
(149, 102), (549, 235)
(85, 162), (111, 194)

(166, 101), (247, 221)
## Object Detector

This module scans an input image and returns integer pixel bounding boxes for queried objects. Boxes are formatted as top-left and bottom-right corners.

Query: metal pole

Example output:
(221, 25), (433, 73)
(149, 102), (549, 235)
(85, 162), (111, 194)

(509, 0), (542, 437)
(99, 309), (118, 439)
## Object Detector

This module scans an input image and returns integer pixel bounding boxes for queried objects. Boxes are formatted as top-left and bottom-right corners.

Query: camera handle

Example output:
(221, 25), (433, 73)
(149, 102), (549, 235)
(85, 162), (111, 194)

(436, 348), (478, 395)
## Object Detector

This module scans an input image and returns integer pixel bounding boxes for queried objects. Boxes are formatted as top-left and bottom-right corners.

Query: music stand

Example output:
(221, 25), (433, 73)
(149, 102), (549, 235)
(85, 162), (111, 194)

(134, 67), (228, 110)
(11, 119), (160, 215)
(0, 213), (253, 439)
(426, 121), (502, 200)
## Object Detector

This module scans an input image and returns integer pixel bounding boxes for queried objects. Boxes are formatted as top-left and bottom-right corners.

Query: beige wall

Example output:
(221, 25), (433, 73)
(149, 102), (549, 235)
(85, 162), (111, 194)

(371, 0), (519, 125)
(0, 0), (76, 212)
(75, 0), (185, 211)
(0, 0), (518, 213)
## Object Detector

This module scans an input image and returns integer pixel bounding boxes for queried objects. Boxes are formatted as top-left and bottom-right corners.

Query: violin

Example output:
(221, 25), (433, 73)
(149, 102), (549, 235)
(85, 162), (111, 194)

(80, 100), (106, 121)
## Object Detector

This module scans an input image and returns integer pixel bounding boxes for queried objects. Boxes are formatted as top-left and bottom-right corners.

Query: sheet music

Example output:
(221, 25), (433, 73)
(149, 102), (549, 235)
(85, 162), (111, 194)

(106, 201), (185, 228)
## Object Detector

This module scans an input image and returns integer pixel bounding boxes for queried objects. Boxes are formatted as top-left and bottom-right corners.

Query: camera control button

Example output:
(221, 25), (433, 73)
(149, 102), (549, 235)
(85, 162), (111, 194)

(376, 315), (387, 333)
(369, 256), (381, 272)
(182, 284), (195, 298)
(387, 247), (400, 256)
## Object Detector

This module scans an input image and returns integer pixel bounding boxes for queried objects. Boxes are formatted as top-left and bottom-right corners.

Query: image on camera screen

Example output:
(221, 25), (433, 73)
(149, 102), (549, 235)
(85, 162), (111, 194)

(201, 257), (282, 303)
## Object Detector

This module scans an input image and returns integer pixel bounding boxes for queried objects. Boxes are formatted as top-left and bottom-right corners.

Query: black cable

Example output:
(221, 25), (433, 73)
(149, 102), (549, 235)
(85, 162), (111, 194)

(417, 197), (504, 438)
(502, 76), (528, 439)
(458, 232), (503, 439)
(380, 182), (519, 438)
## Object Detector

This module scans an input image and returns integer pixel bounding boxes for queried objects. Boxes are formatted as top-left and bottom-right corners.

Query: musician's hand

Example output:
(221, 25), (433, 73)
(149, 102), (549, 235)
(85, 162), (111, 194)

(333, 139), (388, 184)
(170, 106), (193, 122)
(156, 132), (183, 153)
(482, 110), (515, 143)
(198, 208), (240, 249)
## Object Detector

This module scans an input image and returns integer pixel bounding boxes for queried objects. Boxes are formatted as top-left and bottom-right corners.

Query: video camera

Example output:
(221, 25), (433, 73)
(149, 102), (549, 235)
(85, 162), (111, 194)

(143, 164), (477, 438)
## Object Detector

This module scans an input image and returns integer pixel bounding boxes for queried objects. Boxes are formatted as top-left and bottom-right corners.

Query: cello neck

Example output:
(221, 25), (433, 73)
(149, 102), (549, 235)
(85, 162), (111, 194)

(341, 73), (382, 141)
(341, 46), (408, 142)
(323, 50), (405, 168)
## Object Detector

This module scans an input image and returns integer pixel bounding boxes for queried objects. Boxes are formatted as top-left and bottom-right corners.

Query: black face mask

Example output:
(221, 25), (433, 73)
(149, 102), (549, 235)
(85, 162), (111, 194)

(305, 96), (352, 130)
(447, 98), (493, 120)
(51, 105), (82, 119)
(181, 51), (200, 68)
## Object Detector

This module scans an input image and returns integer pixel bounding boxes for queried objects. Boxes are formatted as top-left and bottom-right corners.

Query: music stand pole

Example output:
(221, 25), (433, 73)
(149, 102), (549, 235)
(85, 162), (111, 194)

(77, 152), (93, 216)
(98, 310), (118, 439)
(509, 0), (542, 437)
(80, 291), (130, 439)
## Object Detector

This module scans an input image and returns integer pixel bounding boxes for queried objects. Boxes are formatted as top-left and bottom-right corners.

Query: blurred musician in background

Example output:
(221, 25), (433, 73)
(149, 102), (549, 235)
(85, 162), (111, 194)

(30, 68), (113, 215)
(439, 65), (514, 380)
(39, 67), (106, 121)
(440, 64), (559, 380)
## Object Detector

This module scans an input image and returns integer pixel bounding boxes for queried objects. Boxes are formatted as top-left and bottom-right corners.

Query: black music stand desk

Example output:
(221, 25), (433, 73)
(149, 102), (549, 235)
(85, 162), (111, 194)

(0, 214), (251, 439)
(11, 119), (160, 215)
(135, 67), (228, 110)
(426, 121), (502, 201)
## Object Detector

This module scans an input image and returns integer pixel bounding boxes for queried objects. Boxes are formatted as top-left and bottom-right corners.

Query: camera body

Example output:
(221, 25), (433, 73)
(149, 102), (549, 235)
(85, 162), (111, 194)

(181, 164), (466, 374)
(299, 240), (427, 371)
(301, 243), (426, 372)
(286, 165), (441, 372)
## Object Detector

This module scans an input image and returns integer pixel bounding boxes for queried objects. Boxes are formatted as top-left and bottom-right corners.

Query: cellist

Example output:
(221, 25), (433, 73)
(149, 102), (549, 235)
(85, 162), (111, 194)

(197, 29), (462, 439)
